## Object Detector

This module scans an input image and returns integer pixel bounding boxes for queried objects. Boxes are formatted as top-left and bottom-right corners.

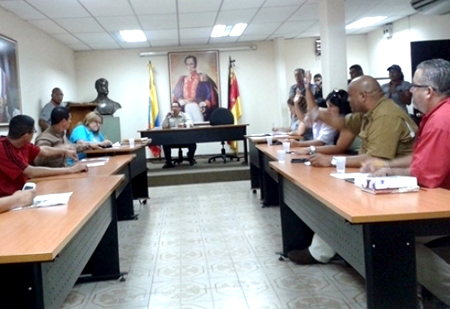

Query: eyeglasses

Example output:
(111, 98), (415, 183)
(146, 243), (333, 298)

(410, 84), (436, 91)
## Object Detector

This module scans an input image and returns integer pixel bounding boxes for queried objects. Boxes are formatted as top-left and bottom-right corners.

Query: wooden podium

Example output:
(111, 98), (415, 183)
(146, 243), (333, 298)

(67, 102), (98, 135)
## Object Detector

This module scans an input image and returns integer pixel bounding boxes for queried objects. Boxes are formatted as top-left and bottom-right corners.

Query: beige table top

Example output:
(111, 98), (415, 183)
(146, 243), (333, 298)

(0, 175), (124, 264)
(269, 158), (450, 224)
(30, 154), (135, 182)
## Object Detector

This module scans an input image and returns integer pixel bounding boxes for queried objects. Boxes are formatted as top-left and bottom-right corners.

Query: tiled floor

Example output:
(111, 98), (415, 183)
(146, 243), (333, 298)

(62, 181), (366, 309)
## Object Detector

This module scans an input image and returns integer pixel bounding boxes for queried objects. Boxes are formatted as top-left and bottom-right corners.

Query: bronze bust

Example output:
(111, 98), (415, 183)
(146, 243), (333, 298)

(92, 78), (121, 115)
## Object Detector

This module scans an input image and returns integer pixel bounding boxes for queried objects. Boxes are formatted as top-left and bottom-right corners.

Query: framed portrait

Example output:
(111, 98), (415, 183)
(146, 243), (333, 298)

(0, 34), (21, 126)
(168, 50), (220, 122)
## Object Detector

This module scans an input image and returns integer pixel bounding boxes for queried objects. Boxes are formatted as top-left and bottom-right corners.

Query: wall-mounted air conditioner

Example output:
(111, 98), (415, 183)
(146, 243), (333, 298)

(411, 0), (450, 15)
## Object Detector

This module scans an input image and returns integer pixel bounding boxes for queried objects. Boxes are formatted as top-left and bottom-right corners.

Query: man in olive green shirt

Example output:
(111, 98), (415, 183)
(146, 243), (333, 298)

(289, 75), (418, 266)
(308, 75), (417, 167)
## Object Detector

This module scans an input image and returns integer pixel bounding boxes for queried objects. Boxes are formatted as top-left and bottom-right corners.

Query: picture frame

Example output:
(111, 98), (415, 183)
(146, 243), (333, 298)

(168, 50), (220, 122)
(0, 34), (21, 126)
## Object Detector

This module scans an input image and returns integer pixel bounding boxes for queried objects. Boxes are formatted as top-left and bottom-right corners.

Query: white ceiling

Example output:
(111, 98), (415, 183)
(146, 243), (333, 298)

(0, 0), (417, 51)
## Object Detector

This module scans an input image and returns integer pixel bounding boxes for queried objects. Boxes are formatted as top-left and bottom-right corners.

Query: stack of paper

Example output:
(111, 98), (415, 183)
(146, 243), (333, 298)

(358, 176), (419, 194)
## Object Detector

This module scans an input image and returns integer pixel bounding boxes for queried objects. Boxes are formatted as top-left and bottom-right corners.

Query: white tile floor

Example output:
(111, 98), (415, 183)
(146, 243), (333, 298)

(62, 181), (367, 309)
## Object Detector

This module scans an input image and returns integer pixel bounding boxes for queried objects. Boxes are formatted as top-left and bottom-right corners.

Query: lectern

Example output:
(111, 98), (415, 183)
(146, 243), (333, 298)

(66, 102), (98, 135)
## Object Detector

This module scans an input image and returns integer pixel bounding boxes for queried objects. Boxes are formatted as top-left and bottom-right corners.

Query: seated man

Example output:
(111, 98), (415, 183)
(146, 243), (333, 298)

(161, 102), (196, 168)
(35, 106), (96, 167)
(0, 190), (36, 213)
(289, 75), (418, 265)
(362, 58), (450, 307)
(0, 115), (88, 197)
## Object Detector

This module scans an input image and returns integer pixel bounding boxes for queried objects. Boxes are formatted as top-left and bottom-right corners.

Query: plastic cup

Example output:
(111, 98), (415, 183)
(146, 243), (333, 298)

(266, 136), (273, 145)
(282, 142), (290, 153)
(277, 149), (286, 163)
(335, 156), (346, 173)
(129, 138), (135, 147)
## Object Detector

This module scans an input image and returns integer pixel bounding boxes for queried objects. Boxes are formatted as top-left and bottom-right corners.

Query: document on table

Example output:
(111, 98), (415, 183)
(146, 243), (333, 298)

(86, 162), (106, 167)
(330, 173), (369, 180)
(81, 156), (109, 162)
(13, 192), (73, 211)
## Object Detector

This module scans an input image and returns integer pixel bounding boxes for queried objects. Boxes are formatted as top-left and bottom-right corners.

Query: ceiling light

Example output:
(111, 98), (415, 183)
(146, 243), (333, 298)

(346, 16), (387, 29)
(222, 25), (233, 37)
(230, 23), (247, 37)
(120, 30), (146, 42)
(211, 25), (226, 38)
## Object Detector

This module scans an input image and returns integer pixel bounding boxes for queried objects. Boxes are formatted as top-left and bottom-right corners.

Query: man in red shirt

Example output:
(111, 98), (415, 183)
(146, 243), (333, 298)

(0, 115), (88, 197)
(362, 58), (450, 307)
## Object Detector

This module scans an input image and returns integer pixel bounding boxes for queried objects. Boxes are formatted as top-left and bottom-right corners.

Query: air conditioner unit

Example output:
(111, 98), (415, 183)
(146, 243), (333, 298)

(411, 0), (450, 15)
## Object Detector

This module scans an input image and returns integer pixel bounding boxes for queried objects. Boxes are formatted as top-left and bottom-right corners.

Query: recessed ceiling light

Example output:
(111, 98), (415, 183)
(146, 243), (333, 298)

(346, 16), (387, 29)
(211, 25), (226, 38)
(120, 30), (146, 42)
(230, 23), (247, 37)
(222, 25), (233, 37)
(211, 23), (248, 38)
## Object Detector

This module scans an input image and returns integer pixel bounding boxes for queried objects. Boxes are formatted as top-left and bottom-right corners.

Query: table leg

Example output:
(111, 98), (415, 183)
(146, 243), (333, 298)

(363, 223), (417, 309)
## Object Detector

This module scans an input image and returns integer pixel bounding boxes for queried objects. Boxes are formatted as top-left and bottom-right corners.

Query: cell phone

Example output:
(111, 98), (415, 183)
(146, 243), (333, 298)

(100, 144), (112, 148)
(22, 182), (36, 190)
(291, 158), (309, 163)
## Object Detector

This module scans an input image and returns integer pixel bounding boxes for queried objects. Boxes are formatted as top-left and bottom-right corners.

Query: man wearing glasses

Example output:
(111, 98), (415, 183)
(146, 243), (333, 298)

(363, 58), (450, 308)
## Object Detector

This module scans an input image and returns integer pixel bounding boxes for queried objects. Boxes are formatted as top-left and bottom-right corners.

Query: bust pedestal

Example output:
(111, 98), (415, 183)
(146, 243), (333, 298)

(101, 116), (121, 143)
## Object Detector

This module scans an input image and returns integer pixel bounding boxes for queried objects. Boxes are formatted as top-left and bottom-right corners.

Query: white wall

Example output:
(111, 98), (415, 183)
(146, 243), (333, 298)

(368, 13), (450, 82)
(0, 7), (76, 136)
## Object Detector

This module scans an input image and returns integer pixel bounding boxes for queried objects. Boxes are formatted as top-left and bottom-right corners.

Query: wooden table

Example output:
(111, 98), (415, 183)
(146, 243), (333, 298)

(85, 144), (149, 202)
(269, 160), (450, 309)
(255, 143), (283, 206)
(0, 176), (124, 309)
(139, 124), (249, 164)
(247, 135), (301, 194)
(30, 155), (137, 221)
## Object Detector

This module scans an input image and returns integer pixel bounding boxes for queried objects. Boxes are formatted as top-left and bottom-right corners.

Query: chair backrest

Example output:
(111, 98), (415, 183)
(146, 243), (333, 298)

(209, 107), (234, 125)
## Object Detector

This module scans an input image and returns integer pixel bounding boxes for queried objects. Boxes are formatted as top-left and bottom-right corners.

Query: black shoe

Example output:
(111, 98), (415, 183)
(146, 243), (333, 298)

(189, 158), (195, 166)
(288, 249), (319, 265)
(162, 163), (174, 169)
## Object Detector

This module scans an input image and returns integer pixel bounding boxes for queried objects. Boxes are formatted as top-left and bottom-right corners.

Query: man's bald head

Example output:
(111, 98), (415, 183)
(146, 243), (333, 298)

(347, 76), (384, 113)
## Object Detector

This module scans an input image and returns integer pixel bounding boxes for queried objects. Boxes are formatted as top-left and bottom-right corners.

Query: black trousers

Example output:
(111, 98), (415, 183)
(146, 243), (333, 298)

(163, 144), (197, 164)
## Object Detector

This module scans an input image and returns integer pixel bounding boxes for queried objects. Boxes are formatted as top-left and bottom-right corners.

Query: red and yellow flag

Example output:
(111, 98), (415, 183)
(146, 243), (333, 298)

(228, 57), (242, 154)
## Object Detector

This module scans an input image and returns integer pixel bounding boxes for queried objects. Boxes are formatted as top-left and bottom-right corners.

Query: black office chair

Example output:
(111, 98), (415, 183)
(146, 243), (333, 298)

(208, 107), (240, 163)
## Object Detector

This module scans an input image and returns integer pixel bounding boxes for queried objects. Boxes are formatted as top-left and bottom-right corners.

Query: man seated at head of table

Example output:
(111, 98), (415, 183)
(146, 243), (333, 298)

(69, 111), (112, 160)
(35, 107), (97, 167)
(361, 58), (450, 308)
(291, 71), (361, 156)
(288, 75), (418, 267)
(160, 101), (196, 169)
(0, 115), (88, 197)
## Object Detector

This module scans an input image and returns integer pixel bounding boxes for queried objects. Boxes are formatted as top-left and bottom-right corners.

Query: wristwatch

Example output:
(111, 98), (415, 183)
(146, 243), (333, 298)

(309, 146), (316, 155)
(331, 157), (336, 166)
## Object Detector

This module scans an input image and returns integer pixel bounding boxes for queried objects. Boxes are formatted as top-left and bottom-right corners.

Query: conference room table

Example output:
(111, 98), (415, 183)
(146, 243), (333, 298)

(269, 156), (450, 309)
(84, 143), (149, 202)
(246, 134), (300, 195)
(139, 124), (249, 164)
(255, 143), (283, 206)
(30, 155), (137, 221)
(0, 176), (124, 309)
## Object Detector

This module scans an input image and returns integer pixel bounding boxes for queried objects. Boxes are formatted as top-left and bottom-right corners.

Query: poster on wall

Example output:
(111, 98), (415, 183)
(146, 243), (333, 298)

(168, 51), (220, 122)
(0, 34), (21, 126)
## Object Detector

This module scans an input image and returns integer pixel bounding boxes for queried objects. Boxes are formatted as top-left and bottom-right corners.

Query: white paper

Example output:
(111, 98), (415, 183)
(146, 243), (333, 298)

(81, 156), (109, 162)
(330, 172), (369, 179)
(13, 192), (73, 210)
(87, 162), (106, 167)
(112, 142), (121, 148)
